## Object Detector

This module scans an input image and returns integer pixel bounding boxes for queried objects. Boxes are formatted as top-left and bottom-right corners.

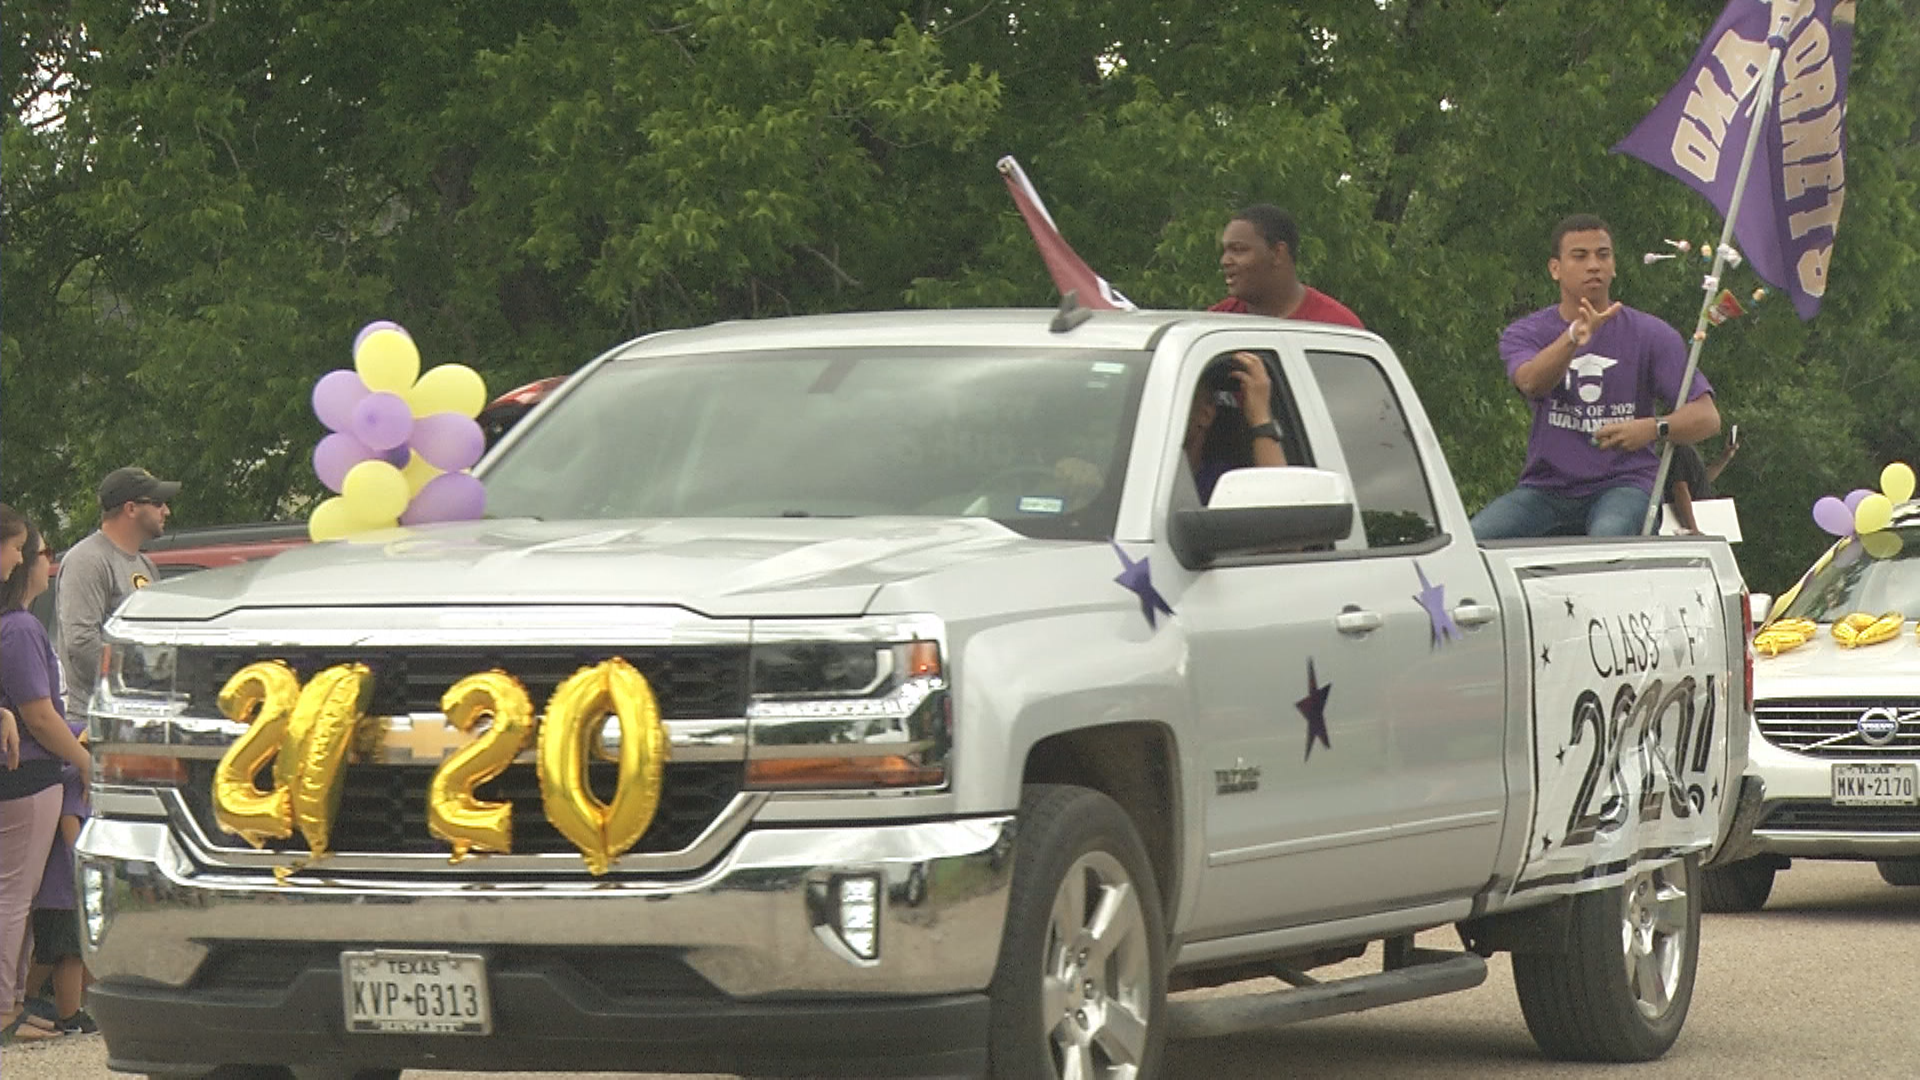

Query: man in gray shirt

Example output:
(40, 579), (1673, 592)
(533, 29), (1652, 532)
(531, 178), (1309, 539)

(55, 466), (180, 718)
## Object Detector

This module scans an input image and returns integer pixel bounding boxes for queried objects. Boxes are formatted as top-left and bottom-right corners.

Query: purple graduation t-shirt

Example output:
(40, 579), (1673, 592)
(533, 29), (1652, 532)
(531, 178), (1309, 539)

(34, 755), (90, 911)
(1500, 304), (1712, 499)
(0, 608), (67, 765)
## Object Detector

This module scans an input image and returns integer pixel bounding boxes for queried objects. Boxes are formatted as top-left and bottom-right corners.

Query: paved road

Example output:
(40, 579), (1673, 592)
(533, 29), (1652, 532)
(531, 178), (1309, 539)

(8, 860), (1915, 1079)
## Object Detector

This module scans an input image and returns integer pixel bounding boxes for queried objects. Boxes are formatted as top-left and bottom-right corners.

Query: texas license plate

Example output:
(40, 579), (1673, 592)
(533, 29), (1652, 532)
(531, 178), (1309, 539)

(341, 950), (492, 1035)
(1831, 764), (1919, 807)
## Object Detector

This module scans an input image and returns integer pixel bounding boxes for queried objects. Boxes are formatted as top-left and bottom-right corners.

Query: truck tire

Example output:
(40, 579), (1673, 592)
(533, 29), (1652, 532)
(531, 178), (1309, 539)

(1876, 858), (1920, 887)
(987, 784), (1167, 1080)
(1700, 856), (1777, 912)
(1512, 855), (1700, 1062)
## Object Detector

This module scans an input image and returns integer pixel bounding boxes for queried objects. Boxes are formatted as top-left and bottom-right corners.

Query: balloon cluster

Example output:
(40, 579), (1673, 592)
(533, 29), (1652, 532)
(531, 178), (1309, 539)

(1812, 462), (1914, 563)
(307, 321), (489, 541)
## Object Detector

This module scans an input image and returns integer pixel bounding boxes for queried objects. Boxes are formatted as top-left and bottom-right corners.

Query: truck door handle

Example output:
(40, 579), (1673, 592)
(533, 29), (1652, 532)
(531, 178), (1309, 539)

(1454, 602), (1498, 627)
(1334, 607), (1384, 635)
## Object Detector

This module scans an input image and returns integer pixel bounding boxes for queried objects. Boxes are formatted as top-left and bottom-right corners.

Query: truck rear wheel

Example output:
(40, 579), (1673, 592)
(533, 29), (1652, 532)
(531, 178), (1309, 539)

(1877, 858), (1920, 887)
(988, 784), (1167, 1080)
(1701, 856), (1777, 912)
(1512, 856), (1700, 1062)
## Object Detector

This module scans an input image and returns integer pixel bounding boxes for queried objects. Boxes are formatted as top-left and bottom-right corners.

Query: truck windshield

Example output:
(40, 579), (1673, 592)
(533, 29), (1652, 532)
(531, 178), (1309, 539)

(1777, 525), (1920, 622)
(482, 346), (1148, 541)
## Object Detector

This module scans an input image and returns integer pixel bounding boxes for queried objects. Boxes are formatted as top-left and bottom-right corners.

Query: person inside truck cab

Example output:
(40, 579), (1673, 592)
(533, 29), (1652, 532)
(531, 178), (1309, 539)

(1471, 213), (1719, 539)
(1187, 351), (1288, 503)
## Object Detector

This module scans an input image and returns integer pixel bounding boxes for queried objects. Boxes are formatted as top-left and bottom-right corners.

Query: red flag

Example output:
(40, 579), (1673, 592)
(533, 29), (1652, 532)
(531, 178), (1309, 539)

(997, 156), (1135, 310)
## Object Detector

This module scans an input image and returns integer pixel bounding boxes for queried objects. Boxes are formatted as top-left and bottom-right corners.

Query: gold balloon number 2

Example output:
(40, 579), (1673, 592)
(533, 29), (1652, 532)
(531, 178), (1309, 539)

(212, 658), (669, 876)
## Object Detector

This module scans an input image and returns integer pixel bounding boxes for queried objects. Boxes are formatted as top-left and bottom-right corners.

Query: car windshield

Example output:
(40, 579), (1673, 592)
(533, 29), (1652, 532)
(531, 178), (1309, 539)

(1777, 524), (1920, 622)
(482, 345), (1148, 541)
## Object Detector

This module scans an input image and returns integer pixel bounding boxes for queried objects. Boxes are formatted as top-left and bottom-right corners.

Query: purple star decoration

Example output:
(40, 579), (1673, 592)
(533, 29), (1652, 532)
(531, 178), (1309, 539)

(1295, 659), (1332, 761)
(1111, 541), (1175, 629)
(1413, 562), (1463, 647)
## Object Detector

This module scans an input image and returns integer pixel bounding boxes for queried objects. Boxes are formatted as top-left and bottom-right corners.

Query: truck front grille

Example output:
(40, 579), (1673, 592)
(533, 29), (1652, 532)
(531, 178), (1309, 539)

(172, 644), (751, 720)
(1759, 801), (1920, 834)
(1755, 697), (1920, 758)
(181, 759), (743, 857)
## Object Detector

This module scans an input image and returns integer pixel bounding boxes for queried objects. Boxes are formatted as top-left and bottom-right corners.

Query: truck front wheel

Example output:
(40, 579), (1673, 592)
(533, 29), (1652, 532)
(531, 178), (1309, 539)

(1512, 855), (1700, 1062)
(988, 784), (1167, 1080)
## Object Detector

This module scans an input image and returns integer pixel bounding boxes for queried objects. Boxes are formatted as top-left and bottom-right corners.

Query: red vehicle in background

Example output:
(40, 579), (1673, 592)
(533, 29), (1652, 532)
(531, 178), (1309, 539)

(33, 378), (564, 632)
(478, 375), (566, 447)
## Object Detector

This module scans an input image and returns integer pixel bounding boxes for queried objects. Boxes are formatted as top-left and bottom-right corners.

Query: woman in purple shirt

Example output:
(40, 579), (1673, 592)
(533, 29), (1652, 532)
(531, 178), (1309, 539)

(0, 516), (91, 1043)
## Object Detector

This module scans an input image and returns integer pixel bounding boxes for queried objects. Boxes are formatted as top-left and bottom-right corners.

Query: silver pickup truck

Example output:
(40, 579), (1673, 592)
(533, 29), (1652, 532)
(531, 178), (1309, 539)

(80, 309), (1752, 1080)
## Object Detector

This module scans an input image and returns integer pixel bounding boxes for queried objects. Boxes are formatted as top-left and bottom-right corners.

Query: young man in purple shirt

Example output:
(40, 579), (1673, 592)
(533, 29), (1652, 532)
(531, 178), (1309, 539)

(1471, 214), (1720, 540)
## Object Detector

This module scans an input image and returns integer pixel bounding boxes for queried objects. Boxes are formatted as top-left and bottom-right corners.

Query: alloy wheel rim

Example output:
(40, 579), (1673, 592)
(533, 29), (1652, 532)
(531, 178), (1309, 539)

(1620, 860), (1691, 1019)
(1040, 850), (1151, 1080)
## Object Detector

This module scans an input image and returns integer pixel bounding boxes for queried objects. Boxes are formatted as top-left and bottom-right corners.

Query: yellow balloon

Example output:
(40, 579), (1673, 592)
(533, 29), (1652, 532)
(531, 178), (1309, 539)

(400, 450), (443, 496)
(308, 496), (361, 541)
(285, 664), (372, 859)
(1882, 462), (1916, 505)
(536, 659), (669, 875)
(428, 671), (537, 861)
(211, 661), (302, 848)
(407, 364), (488, 419)
(1855, 493), (1894, 535)
(342, 460), (410, 522)
(355, 328), (421, 393)
(1861, 530), (1904, 560)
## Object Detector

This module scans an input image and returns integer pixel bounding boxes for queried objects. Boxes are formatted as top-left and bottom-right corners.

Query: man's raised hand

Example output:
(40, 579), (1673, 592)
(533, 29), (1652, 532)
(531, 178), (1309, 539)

(1570, 298), (1623, 346)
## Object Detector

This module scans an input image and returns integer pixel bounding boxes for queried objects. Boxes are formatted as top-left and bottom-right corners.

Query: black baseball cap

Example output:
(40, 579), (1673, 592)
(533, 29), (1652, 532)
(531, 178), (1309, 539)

(99, 466), (182, 511)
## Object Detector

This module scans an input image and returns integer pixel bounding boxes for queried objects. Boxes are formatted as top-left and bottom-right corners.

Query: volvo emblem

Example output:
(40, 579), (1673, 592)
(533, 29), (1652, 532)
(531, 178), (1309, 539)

(1857, 707), (1902, 747)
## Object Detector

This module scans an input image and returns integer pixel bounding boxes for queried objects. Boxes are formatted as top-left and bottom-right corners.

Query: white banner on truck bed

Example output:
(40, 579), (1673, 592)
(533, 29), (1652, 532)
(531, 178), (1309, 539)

(1513, 563), (1732, 894)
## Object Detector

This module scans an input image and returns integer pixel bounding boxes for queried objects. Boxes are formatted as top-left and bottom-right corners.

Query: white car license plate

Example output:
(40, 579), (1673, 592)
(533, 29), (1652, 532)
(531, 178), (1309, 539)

(1831, 764), (1920, 807)
(341, 950), (491, 1035)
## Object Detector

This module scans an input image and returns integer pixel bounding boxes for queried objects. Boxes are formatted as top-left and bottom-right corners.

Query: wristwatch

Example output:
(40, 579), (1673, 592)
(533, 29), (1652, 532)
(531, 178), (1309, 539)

(1654, 417), (1671, 441)
(1248, 420), (1284, 443)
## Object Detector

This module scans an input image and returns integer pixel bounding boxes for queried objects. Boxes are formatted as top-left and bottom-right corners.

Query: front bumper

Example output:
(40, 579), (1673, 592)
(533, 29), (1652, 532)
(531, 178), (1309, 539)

(78, 814), (1014, 1077)
(1741, 733), (1920, 860)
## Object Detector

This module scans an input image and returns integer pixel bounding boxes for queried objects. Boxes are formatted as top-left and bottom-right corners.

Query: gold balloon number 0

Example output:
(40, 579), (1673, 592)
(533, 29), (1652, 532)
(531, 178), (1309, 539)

(212, 659), (669, 875)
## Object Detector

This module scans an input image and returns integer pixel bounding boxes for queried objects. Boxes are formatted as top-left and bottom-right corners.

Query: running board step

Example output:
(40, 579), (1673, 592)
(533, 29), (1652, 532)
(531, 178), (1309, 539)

(1166, 951), (1488, 1040)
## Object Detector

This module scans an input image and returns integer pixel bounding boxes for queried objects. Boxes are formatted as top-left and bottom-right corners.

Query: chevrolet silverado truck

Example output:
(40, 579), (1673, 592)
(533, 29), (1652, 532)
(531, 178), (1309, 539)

(1704, 501), (1920, 911)
(79, 307), (1751, 1080)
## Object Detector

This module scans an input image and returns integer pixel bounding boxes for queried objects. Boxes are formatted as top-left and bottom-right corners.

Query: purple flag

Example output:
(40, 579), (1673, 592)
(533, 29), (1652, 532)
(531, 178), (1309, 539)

(1613, 0), (1853, 320)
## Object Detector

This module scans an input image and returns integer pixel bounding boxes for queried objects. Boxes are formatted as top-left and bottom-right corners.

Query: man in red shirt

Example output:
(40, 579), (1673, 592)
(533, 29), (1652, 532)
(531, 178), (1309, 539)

(1209, 204), (1363, 328)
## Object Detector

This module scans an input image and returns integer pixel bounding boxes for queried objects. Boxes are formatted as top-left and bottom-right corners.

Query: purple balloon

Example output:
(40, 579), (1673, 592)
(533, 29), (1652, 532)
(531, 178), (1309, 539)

(312, 432), (376, 494)
(400, 472), (486, 526)
(412, 412), (486, 472)
(379, 443), (412, 468)
(312, 370), (370, 432)
(1812, 495), (1856, 537)
(350, 391), (415, 452)
(1844, 488), (1874, 513)
(352, 319), (411, 353)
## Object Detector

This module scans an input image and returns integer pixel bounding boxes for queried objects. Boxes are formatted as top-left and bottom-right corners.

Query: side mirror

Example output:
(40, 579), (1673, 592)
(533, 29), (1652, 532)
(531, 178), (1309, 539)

(1171, 467), (1356, 568)
(1748, 592), (1774, 627)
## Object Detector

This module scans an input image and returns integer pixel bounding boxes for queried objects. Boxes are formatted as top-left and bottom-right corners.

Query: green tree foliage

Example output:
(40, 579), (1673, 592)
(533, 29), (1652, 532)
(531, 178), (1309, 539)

(4, 0), (1915, 591)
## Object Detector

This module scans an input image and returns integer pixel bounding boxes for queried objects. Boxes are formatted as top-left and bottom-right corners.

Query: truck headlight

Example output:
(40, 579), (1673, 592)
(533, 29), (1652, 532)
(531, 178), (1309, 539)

(745, 630), (950, 791)
(90, 638), (192, 787)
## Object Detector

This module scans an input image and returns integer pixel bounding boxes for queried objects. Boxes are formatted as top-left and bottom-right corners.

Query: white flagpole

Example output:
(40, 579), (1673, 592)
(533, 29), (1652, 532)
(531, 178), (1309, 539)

(1641, 22), (1787, 536)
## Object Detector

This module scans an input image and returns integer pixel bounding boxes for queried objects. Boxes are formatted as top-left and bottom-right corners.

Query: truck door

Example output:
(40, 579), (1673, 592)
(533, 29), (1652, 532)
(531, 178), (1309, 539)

(1178, 335), (1506, 939)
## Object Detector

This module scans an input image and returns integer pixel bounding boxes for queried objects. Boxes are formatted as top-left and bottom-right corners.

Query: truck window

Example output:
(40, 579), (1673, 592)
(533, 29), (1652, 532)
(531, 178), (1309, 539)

(481, 346), (1148, 542)
(1305, 351), (1440, 548)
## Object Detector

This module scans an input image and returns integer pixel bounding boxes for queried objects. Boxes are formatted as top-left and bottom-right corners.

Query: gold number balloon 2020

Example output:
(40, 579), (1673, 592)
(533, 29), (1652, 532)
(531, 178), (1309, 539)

(213, 659), (668, 875)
